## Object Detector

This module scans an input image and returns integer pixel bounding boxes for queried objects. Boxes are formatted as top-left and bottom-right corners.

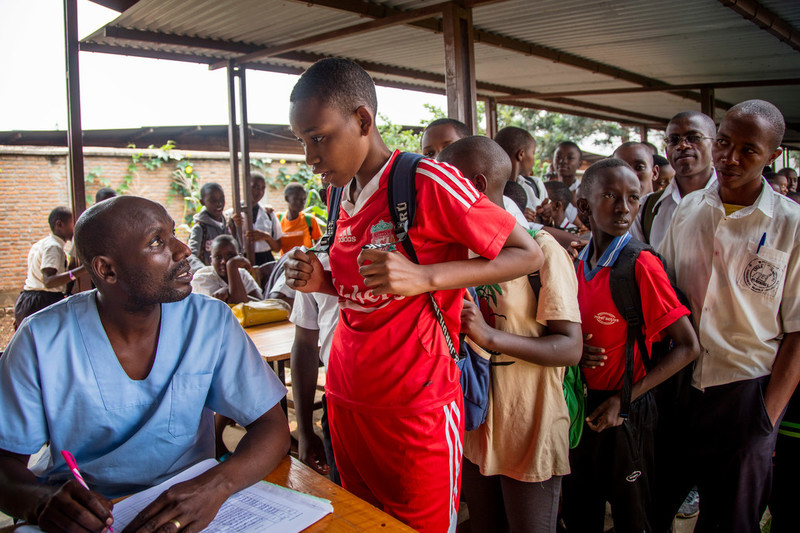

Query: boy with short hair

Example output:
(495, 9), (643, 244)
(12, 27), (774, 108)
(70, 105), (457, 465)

(613, 141), (657, 196)
(776, 167), (797, 192)
(420, 118), (470, 159)
(561, 159), (699, 532)
(14, 207), (85, 327)
(652, 155), (674, 192)
(279, 182), (322, 253)
(657, 100), (800, 532)
(284, 58), (542, 532)
(439, 136), (583, 533)
(494, 126), (547, 218)
(536, 181), (578, 232)
(191, 235), (262, 303)
(243, 172), (282, 264)
(188, 182), (238, 268)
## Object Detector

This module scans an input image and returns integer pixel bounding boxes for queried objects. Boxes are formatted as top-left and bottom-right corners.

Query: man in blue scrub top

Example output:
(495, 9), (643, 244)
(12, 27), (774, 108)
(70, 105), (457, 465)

(0, 196), (290, 533)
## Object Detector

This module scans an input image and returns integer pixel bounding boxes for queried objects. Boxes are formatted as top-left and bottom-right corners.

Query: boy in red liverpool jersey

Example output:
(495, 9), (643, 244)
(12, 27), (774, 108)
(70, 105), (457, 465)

(284, 58), (542, 532)
(561, 159), (699, 532)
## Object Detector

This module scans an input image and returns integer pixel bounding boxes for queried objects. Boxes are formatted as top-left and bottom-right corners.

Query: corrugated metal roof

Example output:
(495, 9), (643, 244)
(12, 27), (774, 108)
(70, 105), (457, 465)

(81, 0), (800, 145)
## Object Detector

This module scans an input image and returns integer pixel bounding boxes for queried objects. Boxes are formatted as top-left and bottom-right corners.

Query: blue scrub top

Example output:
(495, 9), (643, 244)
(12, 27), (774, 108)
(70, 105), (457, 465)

(0, 291), (286, 498)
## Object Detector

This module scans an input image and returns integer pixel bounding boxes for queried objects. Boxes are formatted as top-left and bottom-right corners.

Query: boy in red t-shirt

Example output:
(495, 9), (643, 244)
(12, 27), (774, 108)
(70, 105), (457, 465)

(561, 159), (699, 532)
(284, 58), (542, 532)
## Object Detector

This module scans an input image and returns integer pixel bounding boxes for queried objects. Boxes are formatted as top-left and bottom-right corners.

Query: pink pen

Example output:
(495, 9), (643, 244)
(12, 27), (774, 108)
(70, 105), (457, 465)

(61, 450), (114, 532)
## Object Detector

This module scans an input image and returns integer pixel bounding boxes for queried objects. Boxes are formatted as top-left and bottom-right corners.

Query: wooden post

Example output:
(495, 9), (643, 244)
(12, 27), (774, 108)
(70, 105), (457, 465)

(442, 2), (478, 134)
(64, 0), (85, 216)
(486, 97), (498, 139)
(701, 87), (715, 118)
(639, 125), (649, 143)
(237, 67), (256, 264)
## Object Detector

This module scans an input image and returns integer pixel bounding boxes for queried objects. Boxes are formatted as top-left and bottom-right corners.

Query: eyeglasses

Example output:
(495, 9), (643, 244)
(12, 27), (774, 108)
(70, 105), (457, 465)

(666, 134), (714, 146)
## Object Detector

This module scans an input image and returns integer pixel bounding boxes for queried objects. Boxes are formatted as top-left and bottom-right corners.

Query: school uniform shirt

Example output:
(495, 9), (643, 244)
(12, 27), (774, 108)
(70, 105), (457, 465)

(503, 196), (529, 226)
(191, 265), (263, 300)
(0, 291), (285, 499)
(22, 234), (68, 292)
(327, 151), (516, 416)
(464, 231), (580, 482)
(187, 208), (232, 267)
(289, 254), (339, 367)
(280, 211), (322, 253)
(577, 233), (689, 391)
(658, 179), (800, 390)
(516, 175), (547, 210)
(631, 172), (715, 249)
(253, 205), (283, 254)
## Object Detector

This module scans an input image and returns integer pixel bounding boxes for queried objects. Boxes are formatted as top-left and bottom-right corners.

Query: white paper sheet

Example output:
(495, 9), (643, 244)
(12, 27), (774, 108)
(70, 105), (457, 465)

(17, 459), (333, 533)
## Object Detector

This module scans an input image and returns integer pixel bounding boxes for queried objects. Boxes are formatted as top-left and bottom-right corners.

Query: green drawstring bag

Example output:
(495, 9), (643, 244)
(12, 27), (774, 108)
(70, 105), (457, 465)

(563, 365), (587, 449)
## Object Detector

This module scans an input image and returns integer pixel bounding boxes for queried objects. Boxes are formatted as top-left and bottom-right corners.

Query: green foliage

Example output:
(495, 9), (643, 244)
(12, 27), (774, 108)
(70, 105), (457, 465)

(171, 159), (201, 225)
(84, 166), (108, 205)
(496, 105), (637, 166)
(378, 113), (423, 153)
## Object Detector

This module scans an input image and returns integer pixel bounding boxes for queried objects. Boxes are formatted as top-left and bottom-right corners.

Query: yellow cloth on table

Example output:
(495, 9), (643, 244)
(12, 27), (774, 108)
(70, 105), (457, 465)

(230, 299), (291, 327)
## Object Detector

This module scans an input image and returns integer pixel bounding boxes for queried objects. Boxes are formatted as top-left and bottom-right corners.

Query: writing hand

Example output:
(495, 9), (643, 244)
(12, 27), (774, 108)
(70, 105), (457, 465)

(122, 474), (228, 533)
(580, 333), (606, 369)
(36, 479), (114, 533)
(357, 248), (428, 296)
(586, 393), (624, 432)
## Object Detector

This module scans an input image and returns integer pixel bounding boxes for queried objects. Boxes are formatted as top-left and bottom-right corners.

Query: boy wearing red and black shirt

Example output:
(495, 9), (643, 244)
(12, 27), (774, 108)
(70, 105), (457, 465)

(285, 59), (542, 533)
(561, 159), (699, 532)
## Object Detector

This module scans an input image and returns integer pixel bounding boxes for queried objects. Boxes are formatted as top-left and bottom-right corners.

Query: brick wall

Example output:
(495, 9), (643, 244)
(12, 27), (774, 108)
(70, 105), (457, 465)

(0, 146), (307, 306)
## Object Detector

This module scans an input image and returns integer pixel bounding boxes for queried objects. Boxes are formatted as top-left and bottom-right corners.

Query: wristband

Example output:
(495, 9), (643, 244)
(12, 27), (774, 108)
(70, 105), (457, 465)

(68, 270), (76, 281)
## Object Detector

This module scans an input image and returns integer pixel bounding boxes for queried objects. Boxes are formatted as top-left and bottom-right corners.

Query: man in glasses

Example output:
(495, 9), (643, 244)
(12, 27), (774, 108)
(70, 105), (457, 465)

(631, 111), (717, 249)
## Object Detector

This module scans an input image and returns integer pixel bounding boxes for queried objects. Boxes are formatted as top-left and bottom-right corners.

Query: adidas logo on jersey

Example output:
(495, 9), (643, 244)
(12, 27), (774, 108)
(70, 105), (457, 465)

(338, 226), (357, 243)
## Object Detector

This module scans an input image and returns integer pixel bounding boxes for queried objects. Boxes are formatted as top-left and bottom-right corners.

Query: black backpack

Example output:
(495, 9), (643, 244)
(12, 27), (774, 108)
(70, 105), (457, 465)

(606, 239), (694, 418)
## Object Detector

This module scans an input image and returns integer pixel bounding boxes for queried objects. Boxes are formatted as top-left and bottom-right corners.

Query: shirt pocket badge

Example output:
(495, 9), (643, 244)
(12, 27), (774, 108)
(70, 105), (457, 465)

(737, 240), (788, 300)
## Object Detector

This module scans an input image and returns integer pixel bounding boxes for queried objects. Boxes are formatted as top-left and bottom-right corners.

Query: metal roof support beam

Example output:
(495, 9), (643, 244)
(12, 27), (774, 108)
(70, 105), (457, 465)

(64, 0), (85, 216)
(718, 0), (800, 54)
(494, 77), (800, 101)
(701, 88), (716, 118)
(443, 2), (478, 134)
(502, 99), (650, 128)
(238, 67), (255, 264)
(226, 61), (242, 248)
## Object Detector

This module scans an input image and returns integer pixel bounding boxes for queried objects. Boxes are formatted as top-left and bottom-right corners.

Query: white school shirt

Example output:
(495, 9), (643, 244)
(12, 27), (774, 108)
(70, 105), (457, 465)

(631, 173), (716, 249)
(23, 234), (68, 292)
(503, 196), (529, 226)
(191, 265), (263, 300)
(0, 291), (285, 498)
(658, 179), (800, 389)
(252, 205), (283, 254)
(289, 255), (340, 367)
(516, 175), (547, 210)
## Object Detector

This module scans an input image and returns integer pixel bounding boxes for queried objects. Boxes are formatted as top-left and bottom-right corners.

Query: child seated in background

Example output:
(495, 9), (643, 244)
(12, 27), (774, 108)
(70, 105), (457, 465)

(191, 235), (262, 303)
(439, 136), (583, 533)
(188, 182), (241, 269)
(561, 158), (699, 532)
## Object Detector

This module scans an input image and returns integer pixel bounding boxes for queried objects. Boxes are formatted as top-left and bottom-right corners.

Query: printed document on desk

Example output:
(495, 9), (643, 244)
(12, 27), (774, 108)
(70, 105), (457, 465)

(16, 458), (333, 533)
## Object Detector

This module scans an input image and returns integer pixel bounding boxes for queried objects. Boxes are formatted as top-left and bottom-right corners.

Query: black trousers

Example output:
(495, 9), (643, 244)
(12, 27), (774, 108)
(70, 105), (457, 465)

(320, 394), (340, 486)
(13, 290), (64, 327)
(562, 390), (657, 533)
(653, 376), (780, 533)
(770, 428), (800, 533)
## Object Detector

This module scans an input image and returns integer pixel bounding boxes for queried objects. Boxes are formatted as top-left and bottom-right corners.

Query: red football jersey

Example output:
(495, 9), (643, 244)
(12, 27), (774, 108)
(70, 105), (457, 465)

(326, 151), (516, 416)
(577, 249), (689, 391)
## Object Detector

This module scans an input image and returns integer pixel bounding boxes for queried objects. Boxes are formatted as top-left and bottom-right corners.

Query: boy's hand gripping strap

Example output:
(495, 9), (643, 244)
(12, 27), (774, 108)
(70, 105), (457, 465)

(314, 186), (344, 254)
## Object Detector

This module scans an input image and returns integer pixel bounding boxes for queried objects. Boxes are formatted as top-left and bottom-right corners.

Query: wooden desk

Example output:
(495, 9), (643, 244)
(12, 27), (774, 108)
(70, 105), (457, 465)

(266, 456), (415, 532)
(0, 457), (413, 533)
(246, 320), (296, 413)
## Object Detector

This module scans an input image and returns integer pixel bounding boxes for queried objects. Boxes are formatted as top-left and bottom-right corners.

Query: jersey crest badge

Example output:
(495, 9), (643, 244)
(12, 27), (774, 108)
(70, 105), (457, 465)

(369, 220), (396, 249)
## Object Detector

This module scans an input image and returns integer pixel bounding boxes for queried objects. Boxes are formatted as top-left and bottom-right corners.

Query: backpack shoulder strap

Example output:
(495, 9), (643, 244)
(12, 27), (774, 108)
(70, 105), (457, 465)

(304, 213), (313, 235)
(314, 186), (344, 254)
(608, 240), (652, 418)
(641, 190), (665, 244)
(387, 152), (425, 263)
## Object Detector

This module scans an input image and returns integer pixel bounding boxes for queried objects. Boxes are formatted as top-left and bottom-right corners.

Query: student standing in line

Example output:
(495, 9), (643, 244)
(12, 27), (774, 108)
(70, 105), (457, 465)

(284, 58), (542, 532)
(243, 173), (282, 264)
(439, 135), (582, 533)
(656, 100), (800, 533)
